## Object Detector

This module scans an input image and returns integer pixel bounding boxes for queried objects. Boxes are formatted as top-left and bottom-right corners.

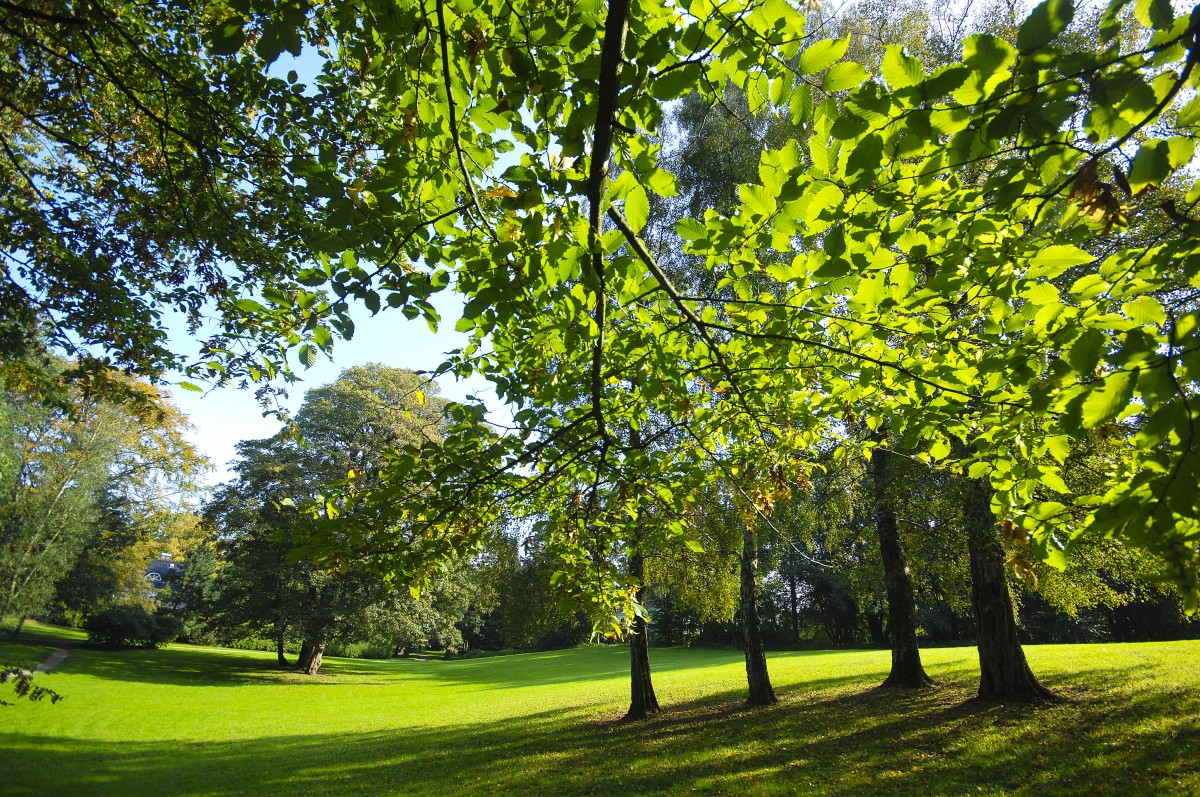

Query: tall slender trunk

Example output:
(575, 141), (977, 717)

(964, 478), (1056, 702)
(275, 631), (288, 668)
(788, 565), (799, 645)
(9, 615), (27, 640)
(740, 523), (777, 706)
(865, 610), (885, 646)
(624, 550), (659, 721)
(872, 442), (932, 688)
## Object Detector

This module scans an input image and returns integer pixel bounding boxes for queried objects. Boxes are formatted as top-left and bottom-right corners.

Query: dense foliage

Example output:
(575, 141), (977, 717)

(0, 361), (206, 629)
(4, 0), (1200, 709)
(85, 604), (182, 648)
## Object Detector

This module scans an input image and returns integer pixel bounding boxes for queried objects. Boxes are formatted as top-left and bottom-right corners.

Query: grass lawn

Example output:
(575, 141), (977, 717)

(1, 623), (1197, 796)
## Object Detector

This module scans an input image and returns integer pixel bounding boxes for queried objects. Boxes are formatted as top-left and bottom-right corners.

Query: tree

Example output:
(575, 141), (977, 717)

(1, 362), (204, 629)
(206, 366), (497, 674)
(870, 438), (932, 688)
(8, 0), (1200, 710)
(0, 370), (119, 624)
(0, 0), (413, 398)
(964, 478), (1055, 701)
(52, 487), (159, 623)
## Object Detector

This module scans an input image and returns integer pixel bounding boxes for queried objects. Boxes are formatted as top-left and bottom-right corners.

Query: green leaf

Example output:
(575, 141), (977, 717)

(297, 269), (327, 287)
(645, 168), (677, 197)
(235, 298), (268, 314)
(1023, 281), (1059, 306)
(1070, 273), (1109, 301)
(1027, 244), (1094, 279)
(853, 273), (886, 309)
(822, 62), (869, 93)
(962, 34), (1017, 75)
(1177, 95), (1200, 128)
(1017, 0), (1074, 54)
(676, 218), (706, 240)
(298, 344), (317, 369)
(1124, 295), (1166, 326)
(1134, 0), (1172, 28)
(1081, 368), (1138, 428)
(881, 46), (923, 89)
(208, 18), (246, 56)
(789, 84), (814, 126)
(798, 37), (850, 75)
(652, 63), (701, 100)
(1128, 138), (1195, 193)
(1041, 470), (1071, 494)
(830, 113), (869, 140)
(1068, 328), (1106, 374)
(1099, 0), (1133, 40)
(770, 75), (790, 106)
(845, 134), (883, 185)
(178, 381), (203, 392)
(1044, 435), (1071, 463)
(739, 183), (776, 216)
(683, 539), (705, 553)
(625, 185), (650, 233)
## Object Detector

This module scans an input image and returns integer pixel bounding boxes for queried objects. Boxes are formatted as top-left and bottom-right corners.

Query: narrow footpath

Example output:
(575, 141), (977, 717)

(34, 647), (70, 673)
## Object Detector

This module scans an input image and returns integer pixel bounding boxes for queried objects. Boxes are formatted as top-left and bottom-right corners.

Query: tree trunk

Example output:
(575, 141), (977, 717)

(9, 615), (27, 640)
(740, 524), (777, 706)
(865, 610), (885, 646)
(787, 565), (800, 645)
(965, 478), (1057, 702)
(275, 633), (288, 668)
(872, 443), (932, 688)
(297, 636), (326, 675)
(624, 551), (659, 721)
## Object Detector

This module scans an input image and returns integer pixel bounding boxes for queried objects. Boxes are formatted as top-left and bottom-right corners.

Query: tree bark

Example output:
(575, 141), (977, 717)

(9, 615), (27, 640)
(297, 636), (326, 675)
(740, 523), (777, 706)
(871, 443), (932, 688)
(787, 564), (800, 645)
(275, 632), (288, 668)
(865, 609), (885, 647)
(624, 550), (659, 721)
(965, 478), (1057, 702)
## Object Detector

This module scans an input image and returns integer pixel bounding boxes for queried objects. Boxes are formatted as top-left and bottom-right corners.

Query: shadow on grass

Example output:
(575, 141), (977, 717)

(55, 640), (471, 688)
(3, 656), (1196, 797)
(427, 645), (908, 693)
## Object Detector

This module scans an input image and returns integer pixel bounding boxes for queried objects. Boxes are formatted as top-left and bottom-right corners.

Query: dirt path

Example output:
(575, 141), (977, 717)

(34, 647), (69, 673)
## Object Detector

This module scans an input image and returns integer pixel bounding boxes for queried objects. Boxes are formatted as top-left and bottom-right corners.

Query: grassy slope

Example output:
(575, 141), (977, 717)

(1, 623), (1197, 796)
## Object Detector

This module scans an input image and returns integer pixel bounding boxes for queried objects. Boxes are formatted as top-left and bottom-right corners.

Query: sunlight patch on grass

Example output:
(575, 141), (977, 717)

(0, 632), (1197, 795)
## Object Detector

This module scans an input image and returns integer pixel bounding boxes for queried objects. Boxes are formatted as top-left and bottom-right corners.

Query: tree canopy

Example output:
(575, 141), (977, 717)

(4, 0), (1200, 622)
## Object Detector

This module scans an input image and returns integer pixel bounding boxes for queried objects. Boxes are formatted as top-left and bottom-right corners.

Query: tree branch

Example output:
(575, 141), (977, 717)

(435, 0), (497, 243)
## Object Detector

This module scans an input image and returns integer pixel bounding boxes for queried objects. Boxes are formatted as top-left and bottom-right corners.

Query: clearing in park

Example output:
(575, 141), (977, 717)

(2, 623), (1198, 796)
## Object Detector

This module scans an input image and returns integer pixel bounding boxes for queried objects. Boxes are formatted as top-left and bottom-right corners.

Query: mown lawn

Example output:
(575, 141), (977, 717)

(1, 623), (1197, 796)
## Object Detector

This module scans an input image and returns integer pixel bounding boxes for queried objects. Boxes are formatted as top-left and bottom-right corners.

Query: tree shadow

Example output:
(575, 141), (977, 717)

(6, 639), (1197, 795)
(3, 659), (1197, 797)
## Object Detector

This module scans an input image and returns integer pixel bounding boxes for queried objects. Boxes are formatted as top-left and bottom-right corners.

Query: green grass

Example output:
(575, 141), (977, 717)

(1, 623), (1197, 796)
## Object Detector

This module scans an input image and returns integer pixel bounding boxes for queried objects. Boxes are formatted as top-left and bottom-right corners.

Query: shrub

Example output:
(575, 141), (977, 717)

(86, 605), (182, 649)
(324, 641), (395, 660)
